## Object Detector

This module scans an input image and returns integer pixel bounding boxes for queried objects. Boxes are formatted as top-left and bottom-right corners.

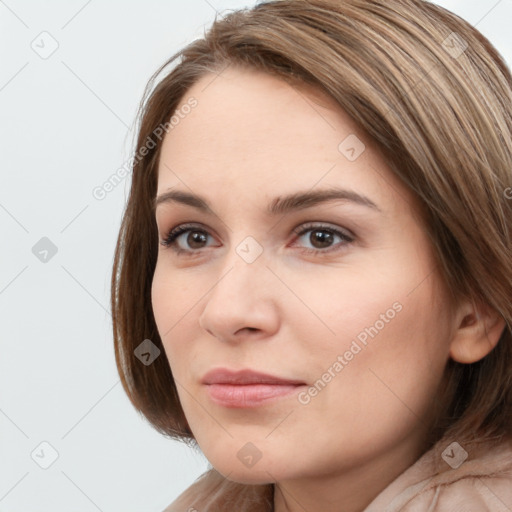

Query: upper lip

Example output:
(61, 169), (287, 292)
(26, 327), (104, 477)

(201, 368), (305, 386)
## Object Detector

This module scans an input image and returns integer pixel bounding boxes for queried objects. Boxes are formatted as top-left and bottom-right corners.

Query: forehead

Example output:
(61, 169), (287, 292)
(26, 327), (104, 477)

(162, 66), (361, 161)
(156, 66), (413, 216)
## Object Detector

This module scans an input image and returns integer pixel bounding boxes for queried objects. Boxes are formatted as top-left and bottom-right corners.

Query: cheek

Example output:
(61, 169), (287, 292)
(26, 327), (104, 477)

(151, 264), (173, 333)
(151, 264), (192, 360)
(308, 275), (451, 426)
(151, 262), (216, 391)
(273, 263), (406, 359)
(288, 252), (452, 407)
(151, 260), (201, 324)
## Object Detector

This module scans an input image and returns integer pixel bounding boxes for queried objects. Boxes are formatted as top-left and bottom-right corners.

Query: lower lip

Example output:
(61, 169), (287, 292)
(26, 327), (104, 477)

(205, 383), (304, 408)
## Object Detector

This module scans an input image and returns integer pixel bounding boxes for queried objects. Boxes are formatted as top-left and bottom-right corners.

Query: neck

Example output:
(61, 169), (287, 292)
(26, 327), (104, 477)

(273, 433), (429, 512)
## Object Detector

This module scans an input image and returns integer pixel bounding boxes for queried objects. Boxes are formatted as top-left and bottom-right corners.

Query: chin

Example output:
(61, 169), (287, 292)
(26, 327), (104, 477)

(220, 467), (276, 485)
(204, 453), (282, 485)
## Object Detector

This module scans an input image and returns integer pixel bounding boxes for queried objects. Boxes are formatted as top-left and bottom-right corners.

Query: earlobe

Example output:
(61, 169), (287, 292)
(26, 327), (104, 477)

(449, 299), (507, 364)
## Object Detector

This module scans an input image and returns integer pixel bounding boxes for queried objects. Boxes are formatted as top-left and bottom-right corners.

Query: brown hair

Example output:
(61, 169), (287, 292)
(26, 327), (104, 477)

(112, 0), (512, 461)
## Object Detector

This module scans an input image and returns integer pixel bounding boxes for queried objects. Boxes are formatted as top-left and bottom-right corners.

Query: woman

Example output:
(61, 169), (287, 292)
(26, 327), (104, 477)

(111, 0), (512, 510)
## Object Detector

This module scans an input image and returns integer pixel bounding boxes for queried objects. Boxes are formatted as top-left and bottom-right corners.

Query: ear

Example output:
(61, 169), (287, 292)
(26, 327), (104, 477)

(449, 298), (507, 364)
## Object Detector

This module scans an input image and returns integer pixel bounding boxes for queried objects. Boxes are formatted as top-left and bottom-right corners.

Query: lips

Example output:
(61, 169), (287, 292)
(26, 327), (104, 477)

(201, 368), (306, 408)
(201, 368), (305, 386)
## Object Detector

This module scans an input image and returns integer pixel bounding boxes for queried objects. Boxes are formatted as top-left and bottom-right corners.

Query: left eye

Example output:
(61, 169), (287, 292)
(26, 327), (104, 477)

(291, 224), (354, 253)
(160, 223), (354, 254)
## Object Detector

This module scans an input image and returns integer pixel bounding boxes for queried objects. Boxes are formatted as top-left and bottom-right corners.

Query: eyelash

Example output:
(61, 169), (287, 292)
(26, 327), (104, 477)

(159, 222), (354, 256)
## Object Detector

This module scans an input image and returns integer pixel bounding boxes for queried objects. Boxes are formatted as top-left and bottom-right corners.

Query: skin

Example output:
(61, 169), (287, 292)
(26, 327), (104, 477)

(151, 66), (502, 512)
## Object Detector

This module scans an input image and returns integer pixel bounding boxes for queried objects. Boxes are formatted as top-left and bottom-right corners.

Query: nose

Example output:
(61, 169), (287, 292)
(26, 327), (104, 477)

(198, 251), (280, 344)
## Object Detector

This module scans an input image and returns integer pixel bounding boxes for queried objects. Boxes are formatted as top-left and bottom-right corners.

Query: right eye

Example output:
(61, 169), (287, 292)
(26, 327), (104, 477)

(160, 223), (218, 255)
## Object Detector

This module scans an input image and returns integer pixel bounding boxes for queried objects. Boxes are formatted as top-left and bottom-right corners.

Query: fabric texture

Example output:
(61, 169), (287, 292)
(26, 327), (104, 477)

(163, 436), (512, 511)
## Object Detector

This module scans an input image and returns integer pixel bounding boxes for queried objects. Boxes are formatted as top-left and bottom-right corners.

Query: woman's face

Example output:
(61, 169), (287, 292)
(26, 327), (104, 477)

(151, 67), (457, 489)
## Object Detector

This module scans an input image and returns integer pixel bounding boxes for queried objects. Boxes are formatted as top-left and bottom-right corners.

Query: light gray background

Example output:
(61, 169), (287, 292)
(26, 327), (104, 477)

(1, 1), (511, 511)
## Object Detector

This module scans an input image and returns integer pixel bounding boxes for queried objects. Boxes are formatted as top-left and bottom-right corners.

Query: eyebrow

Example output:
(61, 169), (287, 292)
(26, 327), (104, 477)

(153, 187), (381, 215)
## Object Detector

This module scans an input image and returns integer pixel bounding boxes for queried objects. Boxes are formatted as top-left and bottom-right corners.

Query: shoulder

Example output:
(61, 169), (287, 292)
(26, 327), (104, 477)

(410, 475), (512, 511)
(382, 437), (512, 512)
(162, 468), (273, 512)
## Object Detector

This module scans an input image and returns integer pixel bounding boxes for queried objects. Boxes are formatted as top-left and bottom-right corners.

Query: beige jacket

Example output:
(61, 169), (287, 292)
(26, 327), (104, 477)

(164, 437), (512, 511)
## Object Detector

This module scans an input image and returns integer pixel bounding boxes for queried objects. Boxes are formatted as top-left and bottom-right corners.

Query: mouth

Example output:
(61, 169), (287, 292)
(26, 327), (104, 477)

(201, 368), (307, 408)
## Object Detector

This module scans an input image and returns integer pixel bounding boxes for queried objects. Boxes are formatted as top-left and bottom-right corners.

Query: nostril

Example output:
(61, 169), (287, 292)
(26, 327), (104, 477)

(237, 327), (259, 335)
